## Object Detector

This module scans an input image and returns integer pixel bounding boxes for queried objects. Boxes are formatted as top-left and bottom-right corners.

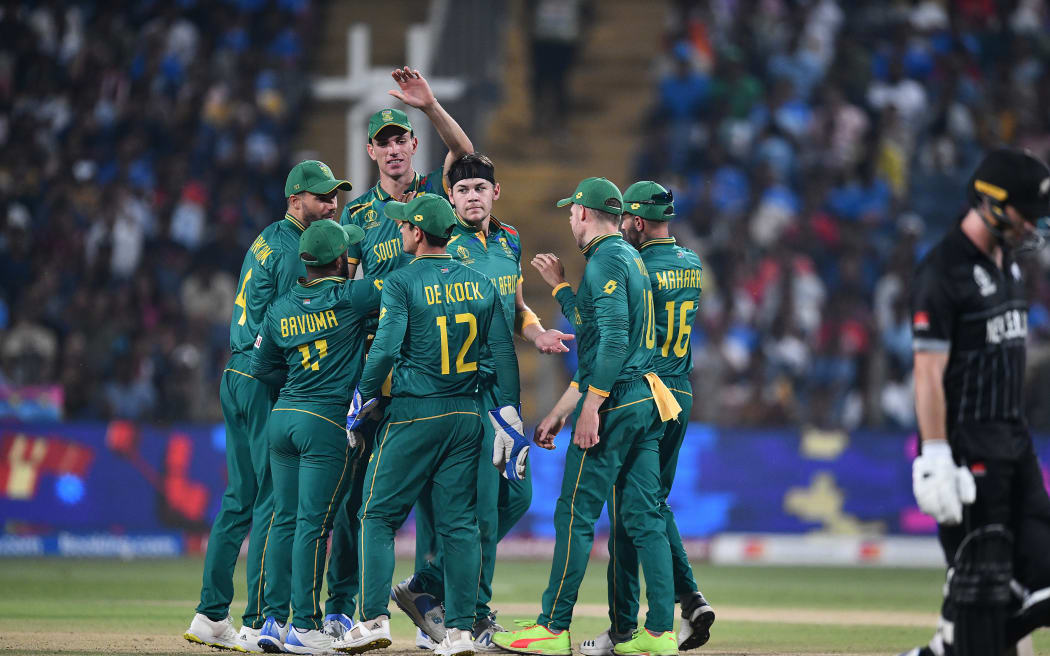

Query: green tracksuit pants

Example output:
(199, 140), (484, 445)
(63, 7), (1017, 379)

(606, 376), (698, 633)
(197, 354), (275, 628)
(537, 378), (674, 633)
(359, 396), (483, 631)
(263, 401), (354, 631)
(413, 385), (533, 622)
(324, 398), (387, 618)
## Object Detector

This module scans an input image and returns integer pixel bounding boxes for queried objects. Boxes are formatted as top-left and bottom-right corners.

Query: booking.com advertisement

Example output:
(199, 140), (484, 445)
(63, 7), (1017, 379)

(1, 420), (1047, 557)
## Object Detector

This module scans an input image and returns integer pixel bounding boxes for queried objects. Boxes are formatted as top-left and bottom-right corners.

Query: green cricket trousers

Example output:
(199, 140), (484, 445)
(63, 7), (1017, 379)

(324, 398), (387, 618)
(263, 400), (354, 631)
(536, 378), (675, 633)
(358, 396), (484, 631)
(606, 375), (699, 633)
(197, 353), (275, 628)
(413, 382), (533, 622)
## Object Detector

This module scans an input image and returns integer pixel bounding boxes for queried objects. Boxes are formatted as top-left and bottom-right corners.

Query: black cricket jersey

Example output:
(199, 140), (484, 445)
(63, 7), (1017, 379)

(912, 226), (1030, 459)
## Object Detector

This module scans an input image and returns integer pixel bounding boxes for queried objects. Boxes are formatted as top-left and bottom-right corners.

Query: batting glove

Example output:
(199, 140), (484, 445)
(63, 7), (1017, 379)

(490, 405), (528, 481)
(912, 440), (976, 525)
(346, 386), (378, 447)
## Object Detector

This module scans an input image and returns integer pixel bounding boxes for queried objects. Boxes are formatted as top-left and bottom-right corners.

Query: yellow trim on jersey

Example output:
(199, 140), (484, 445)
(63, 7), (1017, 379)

(588, 385), (610, 398)
(284, 213), (307, 232)
(668, 387), (693, 397)
(638, 237), (676, 250)
(581, 233), (620, 256)
(347, 257), (361, 265)
(301, 276), (347, 287)
(569, 380), (579, 390)
(410, 253), (453, 263)
(224, 368), (256, 380)
(271, 407), (345, 430)
(256, 511), (276, 619)
(551, 282), (571, 297)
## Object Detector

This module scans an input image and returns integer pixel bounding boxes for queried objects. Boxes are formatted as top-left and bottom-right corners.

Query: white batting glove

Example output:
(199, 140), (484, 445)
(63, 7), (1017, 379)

(912, 440), (976, 525)
(490, 405), (528, 481)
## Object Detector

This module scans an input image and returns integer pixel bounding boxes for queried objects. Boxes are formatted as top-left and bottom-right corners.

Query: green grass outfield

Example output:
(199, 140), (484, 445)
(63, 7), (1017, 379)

(1, 557), (1047, 655)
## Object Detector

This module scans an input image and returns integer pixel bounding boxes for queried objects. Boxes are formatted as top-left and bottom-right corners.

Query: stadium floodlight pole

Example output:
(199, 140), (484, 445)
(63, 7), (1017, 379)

(311, 23), (465, 193)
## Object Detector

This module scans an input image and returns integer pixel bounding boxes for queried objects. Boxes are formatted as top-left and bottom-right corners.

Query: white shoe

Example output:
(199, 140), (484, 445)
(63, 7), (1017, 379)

(239, 625), (264, 653)
(258, 616), (290, 653)
(285, 628), (335, 655)
(185, 613), (247, 652)
(324, 614), (355, 641)
(332, 616), (391, 654)
(416, 628), (438, 650)
(391, 577), (446, 642)
(435, 628), (475, 656)
(580, 629), (631, 656)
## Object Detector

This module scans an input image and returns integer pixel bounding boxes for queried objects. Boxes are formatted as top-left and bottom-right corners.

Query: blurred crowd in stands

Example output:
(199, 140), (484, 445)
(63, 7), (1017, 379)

(635, 0), (1050, 430)
(0, 0), (313, 421)
(6, 0), (1050, 431)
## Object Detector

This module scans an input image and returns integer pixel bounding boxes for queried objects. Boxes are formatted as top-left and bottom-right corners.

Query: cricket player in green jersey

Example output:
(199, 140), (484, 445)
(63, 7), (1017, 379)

(390, 154), (574, 651)
(185, 160), (352, 652)
(247, 220), (381, 655)
(533, 182), (714, 654)
(327, 69), (473, 643)
(332, 194), (522, 656)
(340, 67), (473, 280)
(493, 178), (682, 656)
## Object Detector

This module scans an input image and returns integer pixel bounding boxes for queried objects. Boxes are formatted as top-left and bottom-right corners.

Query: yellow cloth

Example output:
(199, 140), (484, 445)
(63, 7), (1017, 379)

(644, 372), (682, 422)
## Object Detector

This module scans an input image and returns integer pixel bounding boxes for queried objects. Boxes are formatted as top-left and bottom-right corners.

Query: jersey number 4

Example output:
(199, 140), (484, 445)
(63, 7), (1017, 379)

(235, 268), (253, 326)
(436, 313), (478, 375)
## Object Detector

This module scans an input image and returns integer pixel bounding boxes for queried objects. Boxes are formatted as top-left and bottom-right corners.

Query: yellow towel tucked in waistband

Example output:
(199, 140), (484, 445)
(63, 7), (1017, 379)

(644, 372), (682, 422)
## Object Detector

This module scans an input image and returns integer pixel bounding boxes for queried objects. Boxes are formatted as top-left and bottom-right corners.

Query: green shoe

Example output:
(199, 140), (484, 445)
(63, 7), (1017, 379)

(491, 621), (571, 655)
(613, 628), (678, 656)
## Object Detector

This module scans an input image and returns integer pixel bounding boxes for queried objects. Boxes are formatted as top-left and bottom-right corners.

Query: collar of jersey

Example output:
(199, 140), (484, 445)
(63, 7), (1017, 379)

(284, 213), (308, 233)
(411, 253), (453, 263)
(299, 276), (346, 288)
(581, 233), (622, 257)
(374, 172), (421, 201)
(639, 237), (676, 251)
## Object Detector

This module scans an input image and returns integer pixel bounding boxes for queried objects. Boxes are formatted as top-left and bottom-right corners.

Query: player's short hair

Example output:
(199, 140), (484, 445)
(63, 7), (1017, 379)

(422, 230), (450, 247)
(587, 206), (621, 225)
(448, 153), (496, 187)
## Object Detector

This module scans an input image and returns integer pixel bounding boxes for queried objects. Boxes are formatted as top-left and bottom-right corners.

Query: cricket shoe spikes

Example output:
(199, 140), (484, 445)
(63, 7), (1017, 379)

(184, 613), (248, 652)
(391, 576), (446, 642)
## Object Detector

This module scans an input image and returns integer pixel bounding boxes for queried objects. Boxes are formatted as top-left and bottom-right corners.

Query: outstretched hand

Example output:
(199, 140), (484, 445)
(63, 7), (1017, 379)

(533, 329), (574, 354)
(389, 67), (436, 110)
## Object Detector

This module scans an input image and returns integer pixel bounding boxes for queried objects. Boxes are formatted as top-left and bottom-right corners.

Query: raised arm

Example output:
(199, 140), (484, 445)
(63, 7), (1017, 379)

(388, 67), (473, 177)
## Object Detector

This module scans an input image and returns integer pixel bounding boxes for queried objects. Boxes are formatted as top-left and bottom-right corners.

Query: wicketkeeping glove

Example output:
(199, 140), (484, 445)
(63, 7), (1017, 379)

(346, 386), (378, 448)
(912, 440), (976, 525)
(490, 405), (528, 481)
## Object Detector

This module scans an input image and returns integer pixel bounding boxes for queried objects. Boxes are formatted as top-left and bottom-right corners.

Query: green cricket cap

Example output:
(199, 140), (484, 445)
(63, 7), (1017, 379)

(299, 219), (365, 266)
(383, 193), (457, 238)
(285, 160), (352, 198)
(556, 177), (624, 215)
(368, 108), (413, 140)
(623, 181), (675, 221)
